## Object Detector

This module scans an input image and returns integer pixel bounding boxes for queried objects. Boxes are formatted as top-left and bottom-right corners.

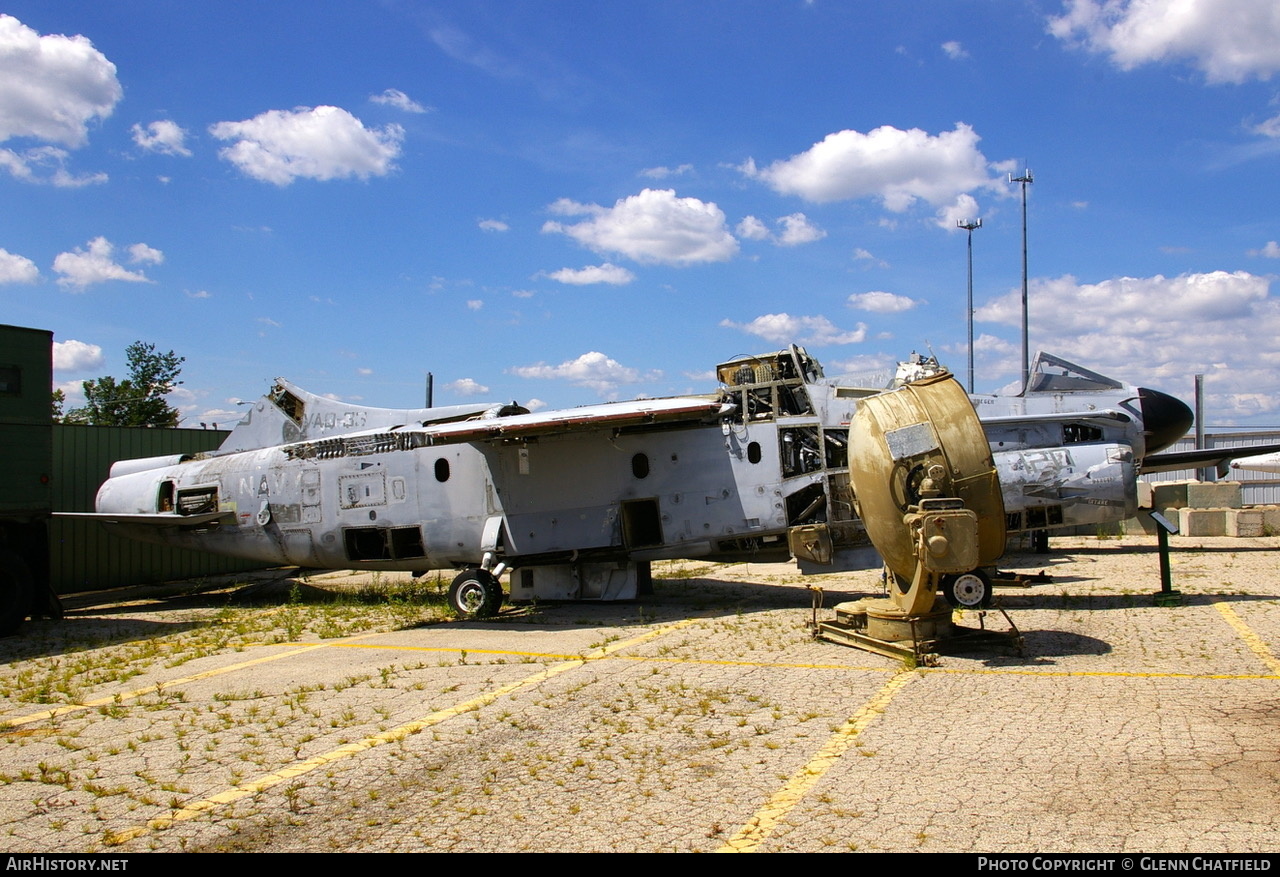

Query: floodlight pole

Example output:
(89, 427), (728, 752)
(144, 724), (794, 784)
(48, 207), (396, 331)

(1011, 170), (1034, 392)
(958, 218), (982, 393)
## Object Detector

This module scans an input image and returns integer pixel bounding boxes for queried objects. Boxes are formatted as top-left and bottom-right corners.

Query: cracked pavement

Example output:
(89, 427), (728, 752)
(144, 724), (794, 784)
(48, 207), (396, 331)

(0, 535), (1277, 853)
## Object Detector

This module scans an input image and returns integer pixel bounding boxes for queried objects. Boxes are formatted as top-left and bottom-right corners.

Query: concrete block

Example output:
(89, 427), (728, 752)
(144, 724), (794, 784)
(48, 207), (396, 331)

(1228, 509), (1265, 538)
(1137, 481), (1154, 509)
(1177, 507), (1228, 537)
(1259, 507), (1280, 536)
(1186, 481), (1242, 510)
(1152, 481), (1191, 511)
(1152, 480), (1243, 512)
(1123, 515), (1157, 536)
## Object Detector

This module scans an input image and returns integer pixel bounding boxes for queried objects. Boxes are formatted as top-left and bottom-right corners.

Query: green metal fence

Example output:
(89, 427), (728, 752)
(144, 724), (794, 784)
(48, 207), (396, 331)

(51, 424), (263, 593)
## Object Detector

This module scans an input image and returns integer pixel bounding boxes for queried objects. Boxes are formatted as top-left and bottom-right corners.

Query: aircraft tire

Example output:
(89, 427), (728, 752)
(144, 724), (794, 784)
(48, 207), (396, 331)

(0, 548), (34, 637)
(447, 569), (503, 620)
(942, 569), (992, 610)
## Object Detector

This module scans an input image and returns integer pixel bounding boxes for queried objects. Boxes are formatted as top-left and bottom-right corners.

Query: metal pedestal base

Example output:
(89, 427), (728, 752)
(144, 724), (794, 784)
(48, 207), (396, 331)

(812, 597), (1025, 666)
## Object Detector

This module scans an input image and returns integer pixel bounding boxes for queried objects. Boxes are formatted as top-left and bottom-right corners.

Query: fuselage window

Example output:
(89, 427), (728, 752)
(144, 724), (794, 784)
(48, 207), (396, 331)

(632, 453), (650, 479)
(747, 441), (762, 464)
(434, 458), (450, 483)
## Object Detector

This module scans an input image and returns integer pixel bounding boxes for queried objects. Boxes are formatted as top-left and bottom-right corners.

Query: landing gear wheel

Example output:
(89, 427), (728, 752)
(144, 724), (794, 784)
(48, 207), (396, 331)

(943, 569), (992, 609)
(0, 548), (34, 636)
(447, 569), (503, 620)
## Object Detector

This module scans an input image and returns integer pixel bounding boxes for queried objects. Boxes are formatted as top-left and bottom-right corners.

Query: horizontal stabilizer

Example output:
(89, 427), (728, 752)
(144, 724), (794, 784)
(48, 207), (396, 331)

(55, 511), (234, 528)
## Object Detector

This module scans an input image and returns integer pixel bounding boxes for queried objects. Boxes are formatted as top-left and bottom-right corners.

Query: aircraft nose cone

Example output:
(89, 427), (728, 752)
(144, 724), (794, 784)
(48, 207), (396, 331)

(1139, 387), (1193, 456)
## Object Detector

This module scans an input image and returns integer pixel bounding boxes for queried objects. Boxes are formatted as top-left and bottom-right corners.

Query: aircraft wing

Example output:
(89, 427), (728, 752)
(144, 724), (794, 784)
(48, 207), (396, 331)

(1141, 443), (1280, 477)
(980, 410), (1133, 426)
(418, 397), (736, 445)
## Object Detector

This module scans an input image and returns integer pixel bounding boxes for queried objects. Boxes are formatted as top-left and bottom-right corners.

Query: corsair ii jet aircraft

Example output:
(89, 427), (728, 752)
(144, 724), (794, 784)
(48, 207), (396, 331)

(78, 346), (1207, 618)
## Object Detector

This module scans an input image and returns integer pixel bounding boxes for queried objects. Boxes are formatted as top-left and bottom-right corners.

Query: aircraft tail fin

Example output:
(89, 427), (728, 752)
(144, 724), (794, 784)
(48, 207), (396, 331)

(218, 378), (497, 453)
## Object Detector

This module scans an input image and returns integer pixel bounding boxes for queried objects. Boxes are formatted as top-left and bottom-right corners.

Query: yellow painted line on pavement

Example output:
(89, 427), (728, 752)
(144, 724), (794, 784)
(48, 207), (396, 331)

(303, 638), (896, 670)
(290, 640), (588, 662)
(928, 666), (1279, 680)
(717, 670), (919, 853)
(105, 617), (698, 847)
(1212, 599), (1280, 675)
(0, 643), (332, 730)
(279, 640), (1280, 679)
(6, 629), (1256, 740)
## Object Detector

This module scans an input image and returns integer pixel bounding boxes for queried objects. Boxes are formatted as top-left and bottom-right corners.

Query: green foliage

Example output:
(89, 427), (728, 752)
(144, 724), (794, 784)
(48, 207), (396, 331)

(66, 341), (185, 427)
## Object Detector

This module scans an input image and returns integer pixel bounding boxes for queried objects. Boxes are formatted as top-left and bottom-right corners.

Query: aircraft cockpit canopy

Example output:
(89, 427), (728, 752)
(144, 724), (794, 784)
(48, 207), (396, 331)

(1024, 352), (1124, 395)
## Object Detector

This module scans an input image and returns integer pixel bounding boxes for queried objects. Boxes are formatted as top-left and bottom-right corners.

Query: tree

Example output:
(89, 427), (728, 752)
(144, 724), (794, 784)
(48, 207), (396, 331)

(66, 342), (185, 427)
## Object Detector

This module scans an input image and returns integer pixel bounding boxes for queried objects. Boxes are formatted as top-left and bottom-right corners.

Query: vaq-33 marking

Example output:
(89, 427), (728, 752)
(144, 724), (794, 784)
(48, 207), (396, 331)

(77, 345), (1233, 618)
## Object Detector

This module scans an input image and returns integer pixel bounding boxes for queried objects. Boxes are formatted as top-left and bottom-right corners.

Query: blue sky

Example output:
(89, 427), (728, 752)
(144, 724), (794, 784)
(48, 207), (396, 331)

(4, 1), (1280, 428)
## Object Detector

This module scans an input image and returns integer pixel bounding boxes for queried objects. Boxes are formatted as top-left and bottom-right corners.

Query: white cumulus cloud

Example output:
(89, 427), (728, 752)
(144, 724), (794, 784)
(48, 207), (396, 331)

(737, 213), (826, 245)
(978, 270), (1269, 331)
(131, 120), (192, 157)
(446, 377), (490, 396)
(1249, 240), (1280, 258)
(0, 144), (106, 186)
(370, 88), (429, 114)
(542, 188), (739, 266)
(53, 237), (156, 290)
(510, 351), (657, 395)
(736, 216), (770, 241)
(210, 106), (404, 185)
(973, 270), (1280, 421)
(52, 339), (103, 372)
(848, 291), (919, 313)
(546, 263), (636, 285)
(0, 247), (38, 283)
(640, 163), (693, 179)
(741, 124), (1006, 227)
(127, 242), (164, 265)
(1048, 0), (1280, 83)
(937, 193), (983, 231)
(478, 218), (509, 232)
(852, 248), (890, 269)
(720, 313), (868, 346)
(1254, 115), (1280, 138)
(0, 15), (121, 148)
(775, 213), (827, 246)
(942, 40), (969, 60)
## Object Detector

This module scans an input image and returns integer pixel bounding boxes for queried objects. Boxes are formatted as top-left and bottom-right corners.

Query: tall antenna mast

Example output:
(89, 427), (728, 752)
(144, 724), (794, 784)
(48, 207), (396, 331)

(958, 217), (982, 393)
(1011, 169), (1034, 391)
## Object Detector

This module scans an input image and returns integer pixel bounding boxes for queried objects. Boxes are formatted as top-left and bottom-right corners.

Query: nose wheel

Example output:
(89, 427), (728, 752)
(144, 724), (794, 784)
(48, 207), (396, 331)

(448, 569), (504, 619)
